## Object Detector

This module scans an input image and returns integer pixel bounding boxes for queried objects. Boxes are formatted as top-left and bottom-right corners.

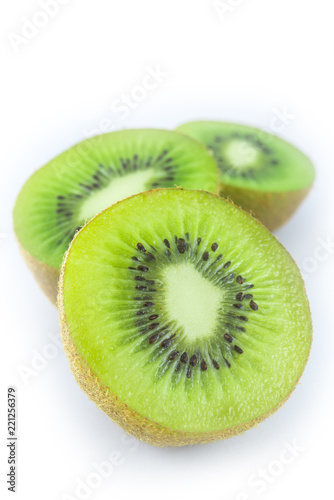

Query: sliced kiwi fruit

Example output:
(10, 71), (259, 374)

(58, 188), (312, 447)
(13, 129), (219, 304)
(176, 121), (315, 230)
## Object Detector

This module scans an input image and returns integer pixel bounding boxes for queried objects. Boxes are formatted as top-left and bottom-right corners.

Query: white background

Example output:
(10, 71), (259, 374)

(1, 1), (334, 499)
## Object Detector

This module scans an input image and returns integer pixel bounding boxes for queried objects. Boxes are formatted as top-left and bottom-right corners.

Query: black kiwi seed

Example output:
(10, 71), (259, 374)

(203, 252), (209, 261)
(244, 284), (254, 289)
(189, 355), (198, 367)
(236, 292), (244, 301)
(137, 265), (149, 272)
(201, 359), (207, 371)
(197, 238), (202, 246)
(149, 334), (159, 344)
(250, 300), (258, 311)
(238, 316), (248, 322)
(146, 252), (156, 261)
(149, 323), (159, 330)
(135, 276), (146, 281)
(224, 358), (231, 368)
(236, 275), (244, 284)
(233, 304), (243, 309)
(244, 294), (253, 300)
(135, 285), (147, 290)
(216, 254), (223, 261)
(177, 238), (186, 253)
(212, 360), (220, 370)
(236, 326), (246, 332)
(234, 345), (243, 354)
(186, 367), (191, 378)
(175, 361), (181, 372)
(180, 352), (188, 363)
(161, 338), (172, 348)
(132, 256), (140, 262)
(169, 351), (179, 360)
(137, 243), (146, 252)
(224, 333), (233, 343)
(149, 314), (159, 320)
(136, 311), (145, 316)
(211, 243), (218, 252)
(223, 261), (231, 269)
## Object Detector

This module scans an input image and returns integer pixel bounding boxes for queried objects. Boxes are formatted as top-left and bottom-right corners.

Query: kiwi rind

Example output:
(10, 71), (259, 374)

(220, 184), (311, 231)
(59, 296), (305, 447)
(58, 188), (312, 447)
(176, 120), (315, 231)
(19, 244), (59, 304)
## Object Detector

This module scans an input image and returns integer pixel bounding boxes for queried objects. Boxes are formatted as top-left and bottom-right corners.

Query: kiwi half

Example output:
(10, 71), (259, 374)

(13, 129), (219, 304)
(176, 121), (315, 230)
(58, 188), (312, 447)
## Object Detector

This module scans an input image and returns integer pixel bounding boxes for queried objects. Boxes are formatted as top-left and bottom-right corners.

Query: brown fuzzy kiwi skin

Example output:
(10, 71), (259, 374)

(57, 188), (312, 447)
(19, 243), (59, 305)
(220, 184), (311, 231)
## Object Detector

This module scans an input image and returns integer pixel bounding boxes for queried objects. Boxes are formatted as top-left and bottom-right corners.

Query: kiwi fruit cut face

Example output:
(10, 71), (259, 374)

(176, 121), (315, 230)
(59, 188), (312, 447)
(13, 129), (219, 304)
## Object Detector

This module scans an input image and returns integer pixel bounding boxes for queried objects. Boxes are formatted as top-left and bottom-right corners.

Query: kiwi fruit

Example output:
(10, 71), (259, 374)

(176, 121), (315, 230)
(58, 188), (312, 447)
(13, 129), (219, 304)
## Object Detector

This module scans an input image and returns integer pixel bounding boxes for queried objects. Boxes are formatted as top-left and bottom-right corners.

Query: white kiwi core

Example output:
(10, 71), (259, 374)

(79, 169), (154, 222)
(162, 262), (224, 342)
(225, 140), (259, 169)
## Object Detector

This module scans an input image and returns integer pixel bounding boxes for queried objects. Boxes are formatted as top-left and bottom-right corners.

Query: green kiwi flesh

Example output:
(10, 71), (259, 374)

(176, 121), (315, 230)
(13, 129), (219, 303)
(59, 188), (312, 446)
